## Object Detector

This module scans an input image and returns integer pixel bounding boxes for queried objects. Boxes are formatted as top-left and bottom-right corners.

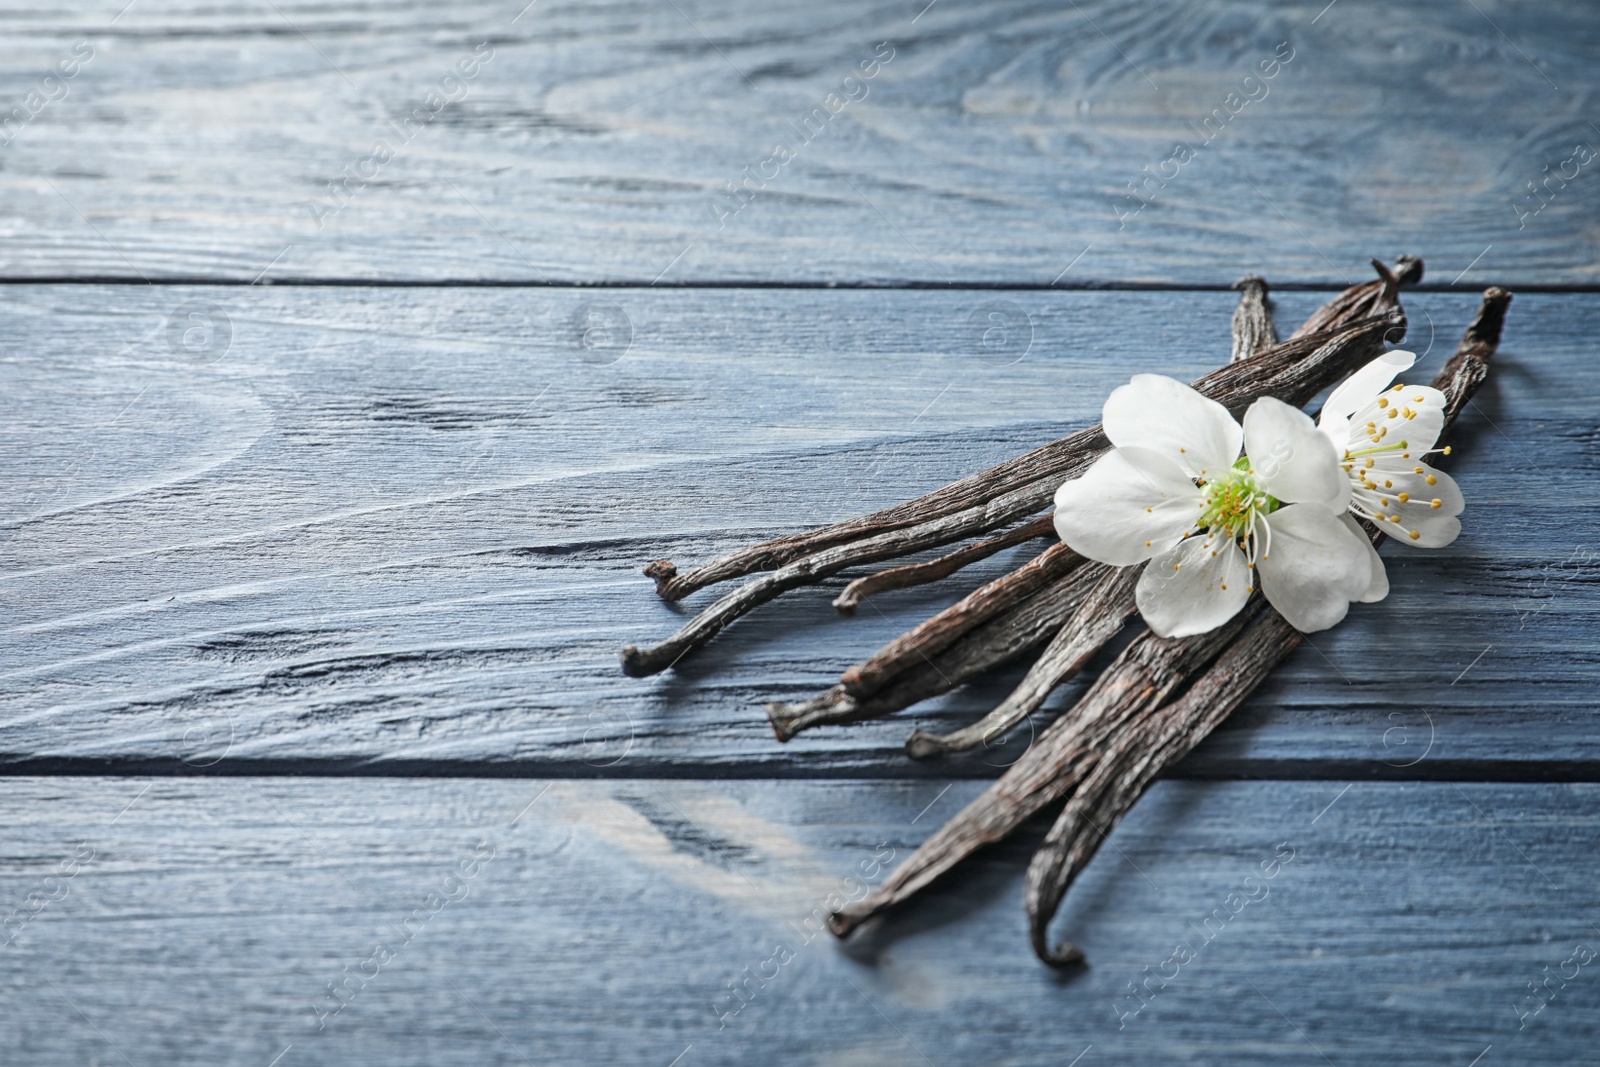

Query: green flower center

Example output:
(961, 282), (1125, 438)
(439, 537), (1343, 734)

(1198, 457), (1279, 541)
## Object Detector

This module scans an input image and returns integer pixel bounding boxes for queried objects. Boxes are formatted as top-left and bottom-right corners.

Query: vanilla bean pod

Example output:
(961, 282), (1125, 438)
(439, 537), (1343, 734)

(840, 542), (1084, 697)
(902, 563), (1131, 757)
(832, 286), (1509, 959)
(768, 570), (1093, 739)
(828, 606), (1258, 938)
(1436, 286), (1510, 423)
(832, 514), (1056, 616)
(1230, 275), (1278, 362)
(1025, 599), (1278, 964)
(1290, 255), (1420, 339)
(623, 307), (1401, 678)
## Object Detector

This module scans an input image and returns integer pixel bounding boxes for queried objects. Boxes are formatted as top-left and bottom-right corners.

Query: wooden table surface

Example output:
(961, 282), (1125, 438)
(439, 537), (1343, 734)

(3, 3), (1597, 1064)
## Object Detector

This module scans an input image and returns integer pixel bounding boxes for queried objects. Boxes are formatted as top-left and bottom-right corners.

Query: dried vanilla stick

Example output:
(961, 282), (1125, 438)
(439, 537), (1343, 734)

(624, 306), (1402, 679)
(1291, 255), (1421, 339)
(1025, 599), (1277, 964)
(768, 570), (1093, 739)
(832, 514), (1056, 616)
(902, 563), (1130, 757)
(1230, 275), (1278, 362)
(840, 542), (1084, 697)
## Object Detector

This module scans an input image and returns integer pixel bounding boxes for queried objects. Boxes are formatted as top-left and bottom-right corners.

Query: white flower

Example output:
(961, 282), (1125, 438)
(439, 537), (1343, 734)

(1054, 374), (1372, 638)
(1316, 349), (1465, 603)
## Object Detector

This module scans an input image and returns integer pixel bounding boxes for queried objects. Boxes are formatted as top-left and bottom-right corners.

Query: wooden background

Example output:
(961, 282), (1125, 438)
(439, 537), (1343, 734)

(2, 1), (1597, 1064)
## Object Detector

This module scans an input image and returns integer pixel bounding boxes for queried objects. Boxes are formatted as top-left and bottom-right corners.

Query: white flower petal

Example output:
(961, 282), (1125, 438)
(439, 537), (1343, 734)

(1053, 446), (1204, 566)
(1370, 508), (1462, 549)
(1352, 463), (1464, 548)
(1319, 350), (1416, 448)
(1358, 460), (1464, 514)
(1346, 383), (1447, 457)
(1135, 532), (1253, 638)
(1103, 373), (1242, 480)
(1243, 396), (1350, 510)
(1255, 503), (1372, 633)
(1339, 513), (1389, 603)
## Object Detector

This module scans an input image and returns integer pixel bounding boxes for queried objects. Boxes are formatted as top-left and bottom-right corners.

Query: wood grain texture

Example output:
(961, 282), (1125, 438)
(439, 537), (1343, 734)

(0, 1), (1596, 284)
(2, 286), (1593, 776)
(1, 776), (1596, 1066)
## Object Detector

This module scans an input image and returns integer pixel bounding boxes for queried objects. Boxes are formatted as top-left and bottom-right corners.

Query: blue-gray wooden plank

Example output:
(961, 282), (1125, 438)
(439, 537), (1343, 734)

(1, 777), (1596, 1065)
(2, 286), (1592, 775)
(0, 1), (1594, 284)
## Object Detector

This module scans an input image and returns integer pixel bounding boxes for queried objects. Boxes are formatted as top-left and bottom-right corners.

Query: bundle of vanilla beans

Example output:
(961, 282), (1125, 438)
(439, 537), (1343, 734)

(620, 258), (1512, 964)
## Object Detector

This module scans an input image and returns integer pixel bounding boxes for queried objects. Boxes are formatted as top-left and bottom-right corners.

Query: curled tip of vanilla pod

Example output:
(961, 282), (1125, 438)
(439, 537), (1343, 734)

(642, 558), (677, 597)
(1467, 287), (1513, 352)
(764, 699), (819, 743)
(902, 729), (946, 760)
(618, 645), (652, 678)
(832, 514), (1057, 617)
(1230, 275), (1277, 363)
(1035, 938), (1086, 968)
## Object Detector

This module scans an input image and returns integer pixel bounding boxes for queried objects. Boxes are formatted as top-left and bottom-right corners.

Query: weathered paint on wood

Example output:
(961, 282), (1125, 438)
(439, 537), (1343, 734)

(1, 777), (1596, 1065)
(0, 1), (1595, 284)
(3, 287), (1592, 776)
